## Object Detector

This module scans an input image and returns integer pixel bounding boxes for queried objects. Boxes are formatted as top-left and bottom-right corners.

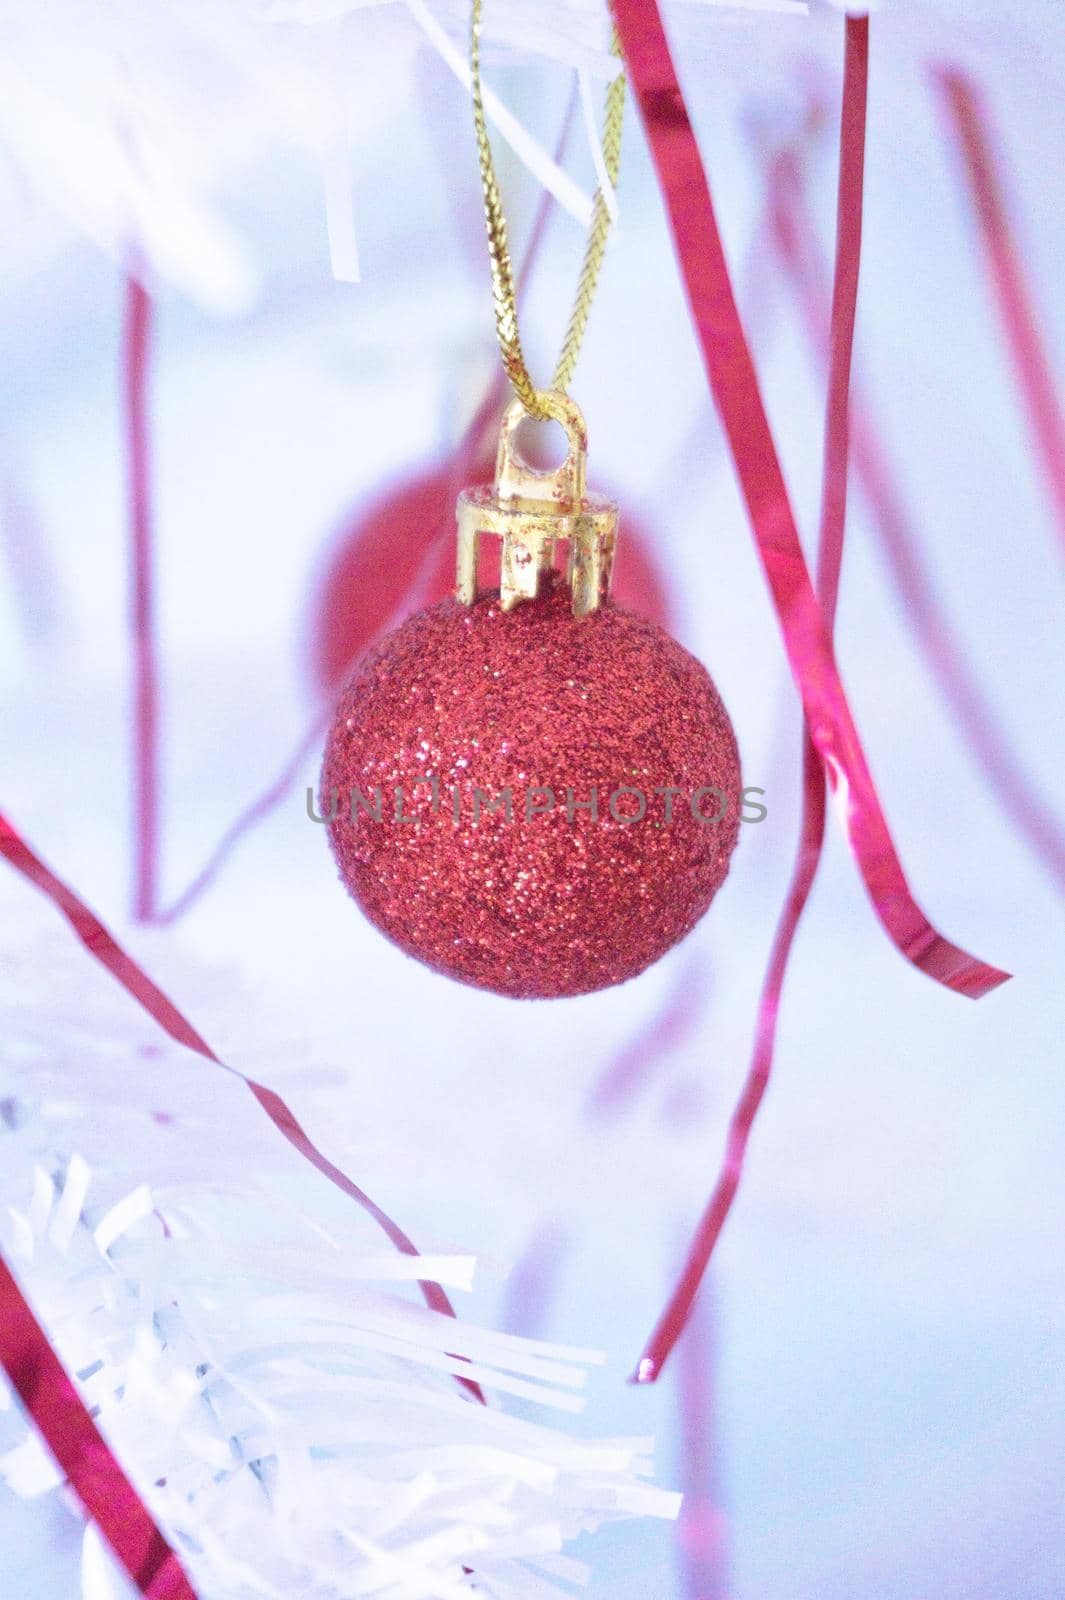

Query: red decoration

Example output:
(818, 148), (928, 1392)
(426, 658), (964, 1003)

(308, 459), (673, 693)
(321, 578), (740, 999)
(123, 273), (160, 922)
(632, 14), (868, 1388)
(767, 97), (1065, 889)
(612, 0), (1008, 1001)
(935, 67), (1065, 549)
(0, 1253), (198, 1600)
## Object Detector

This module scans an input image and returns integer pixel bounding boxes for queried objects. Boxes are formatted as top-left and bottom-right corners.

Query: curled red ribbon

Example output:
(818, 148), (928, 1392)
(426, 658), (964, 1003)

(767, 118), (1065, 892)
(629, 12), (871, 1384)
(0, 1253), (199, 1599)
(612, 0), (1009, 1002)
(124, 273), (159, 924)
(934, 67), (1065, 552)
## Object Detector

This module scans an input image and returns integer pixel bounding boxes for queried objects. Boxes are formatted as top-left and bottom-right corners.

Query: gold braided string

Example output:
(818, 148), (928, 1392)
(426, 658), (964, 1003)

(470, 1), (625, 419)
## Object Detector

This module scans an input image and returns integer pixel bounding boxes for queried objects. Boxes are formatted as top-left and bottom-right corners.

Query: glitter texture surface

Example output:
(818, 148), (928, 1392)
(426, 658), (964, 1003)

(321, 579), (741, 998)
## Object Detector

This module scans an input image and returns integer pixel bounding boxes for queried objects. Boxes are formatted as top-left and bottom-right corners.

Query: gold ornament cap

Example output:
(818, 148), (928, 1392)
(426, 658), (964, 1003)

(456, 392), (619, 616)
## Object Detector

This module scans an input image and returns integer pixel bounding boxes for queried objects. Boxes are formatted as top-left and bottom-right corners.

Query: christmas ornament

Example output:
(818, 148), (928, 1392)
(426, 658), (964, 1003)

(319, 1), (741, 997)
(321, 395), (741, 998)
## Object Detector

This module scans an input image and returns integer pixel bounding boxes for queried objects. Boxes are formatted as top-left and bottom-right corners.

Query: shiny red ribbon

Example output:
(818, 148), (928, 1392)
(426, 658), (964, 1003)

(124, 273), (159, 923)
(0, 1253), (199, 1599)
(629, 12), (871, 1383)
(934, 67), (1065, 551)
(612, 0), (1009, 1002)
(767, 118), (1065, 892)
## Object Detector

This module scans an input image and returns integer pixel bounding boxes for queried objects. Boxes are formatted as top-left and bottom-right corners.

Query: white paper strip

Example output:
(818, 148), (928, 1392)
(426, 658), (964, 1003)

(93, 1184), (154, 1257)
(403, 0), (593, 227)
(322, 117), (362, 283)
(578, 67), (618, 223)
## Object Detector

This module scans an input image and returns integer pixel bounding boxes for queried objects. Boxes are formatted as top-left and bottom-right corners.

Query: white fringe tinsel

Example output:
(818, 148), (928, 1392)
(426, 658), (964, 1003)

(0, 0), (842, 310)
(0, 936), (680, 1600)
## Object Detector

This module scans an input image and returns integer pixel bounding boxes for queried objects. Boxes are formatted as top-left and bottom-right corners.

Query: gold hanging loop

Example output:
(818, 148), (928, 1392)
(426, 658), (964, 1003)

(456, 391), (618, 616)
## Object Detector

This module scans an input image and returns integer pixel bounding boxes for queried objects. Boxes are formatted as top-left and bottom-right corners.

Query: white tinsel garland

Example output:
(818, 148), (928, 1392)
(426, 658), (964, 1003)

(0, 0), (819, 308)
(1, 0), (1060, 313)
(0, 936), (680, 1600)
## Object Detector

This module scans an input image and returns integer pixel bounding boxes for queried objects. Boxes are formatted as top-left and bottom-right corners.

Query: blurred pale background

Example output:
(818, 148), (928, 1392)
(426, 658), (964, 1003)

(1, 2), (1063, 1596)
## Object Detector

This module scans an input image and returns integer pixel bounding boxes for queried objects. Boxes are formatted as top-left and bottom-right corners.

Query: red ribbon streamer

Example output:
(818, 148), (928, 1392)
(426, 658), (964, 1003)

(767, 134), (1065, 892)
(0, 812), (482, 1405)
(630, 13), (870, 1384)
(585, 952), (706, 1120)
(0, 1253), (199, 1600)
(934, 68), (1065, 551)
(612, 0), (1008, 1001)
(124, 274), (160, 924)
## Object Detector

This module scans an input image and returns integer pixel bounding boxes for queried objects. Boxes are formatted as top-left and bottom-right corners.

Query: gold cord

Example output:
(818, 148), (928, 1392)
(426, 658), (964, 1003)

(470, 1), (625, 420)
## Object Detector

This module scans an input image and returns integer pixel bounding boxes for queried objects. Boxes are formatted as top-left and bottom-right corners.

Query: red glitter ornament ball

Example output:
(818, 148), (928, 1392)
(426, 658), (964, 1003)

(321, 577), (741, 998)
